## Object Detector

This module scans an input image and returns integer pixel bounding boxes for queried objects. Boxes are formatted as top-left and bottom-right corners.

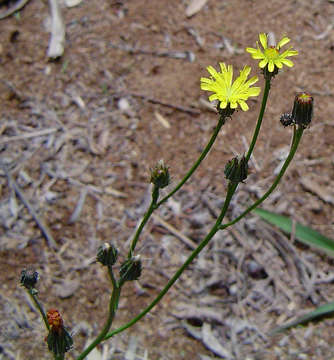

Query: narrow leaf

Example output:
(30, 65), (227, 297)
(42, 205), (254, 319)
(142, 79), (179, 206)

(254, 208), (334, 258)
(271, 301), (334, 334)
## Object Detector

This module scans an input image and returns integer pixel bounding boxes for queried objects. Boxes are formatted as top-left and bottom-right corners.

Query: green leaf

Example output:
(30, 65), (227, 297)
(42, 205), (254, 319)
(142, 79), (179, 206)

(253, 208), (334, 258)
(271, 301), (334, 334)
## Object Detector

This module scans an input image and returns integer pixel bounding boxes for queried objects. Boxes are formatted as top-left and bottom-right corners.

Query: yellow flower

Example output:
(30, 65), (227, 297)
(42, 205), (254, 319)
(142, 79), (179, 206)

(200, 63), (261, 111)
(246, 33), (298, 72)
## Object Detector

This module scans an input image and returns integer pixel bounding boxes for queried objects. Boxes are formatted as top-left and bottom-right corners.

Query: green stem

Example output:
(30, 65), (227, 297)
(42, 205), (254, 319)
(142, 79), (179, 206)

(27, 289), (49, 331)
(103, 79), (274, 341)
(221, 126), (304, 230)
(55, 355), (65, 360)
(104, 182), (237, 340)
(245, 78), (271, 163)
(76, 282), (122, 360)
(128, 186), (159, 258)
(156, 116), (226, 208)
(126, 116), (225, 259)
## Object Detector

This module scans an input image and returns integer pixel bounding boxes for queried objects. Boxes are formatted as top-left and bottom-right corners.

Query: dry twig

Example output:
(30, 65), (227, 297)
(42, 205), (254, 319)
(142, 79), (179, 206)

(0, 162), (57, 249)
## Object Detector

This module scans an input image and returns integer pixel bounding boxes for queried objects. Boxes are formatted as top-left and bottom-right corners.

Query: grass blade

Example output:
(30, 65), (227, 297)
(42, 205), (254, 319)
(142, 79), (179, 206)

(253, 208), (334, 258)
(271, 301), (334, 334)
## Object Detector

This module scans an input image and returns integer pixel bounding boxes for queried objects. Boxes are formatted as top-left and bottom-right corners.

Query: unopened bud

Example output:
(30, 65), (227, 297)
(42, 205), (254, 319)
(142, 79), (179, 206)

(280, 112), (294, 127)
(20, 269), (39, 290)
(150, 160), (170, 189)
(46, 309), (73, 356)
(120, 255), (142, 282)
(224, 155), (248, 183)
(97, 243), (118, 267)
(292, 92), (313, 128)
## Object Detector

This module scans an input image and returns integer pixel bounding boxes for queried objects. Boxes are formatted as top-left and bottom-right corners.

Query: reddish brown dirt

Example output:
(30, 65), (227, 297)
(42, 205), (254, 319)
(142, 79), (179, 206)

(1, 0), (334, 359)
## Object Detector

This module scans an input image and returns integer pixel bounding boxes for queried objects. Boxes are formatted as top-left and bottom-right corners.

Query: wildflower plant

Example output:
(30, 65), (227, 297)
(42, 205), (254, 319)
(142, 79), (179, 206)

(19, 33), (314, 359)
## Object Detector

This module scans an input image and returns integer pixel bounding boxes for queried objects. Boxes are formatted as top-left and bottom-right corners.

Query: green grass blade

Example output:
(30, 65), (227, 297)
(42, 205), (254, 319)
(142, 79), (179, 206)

(271, 301), (334, 334)
(253, 208), (334, 258)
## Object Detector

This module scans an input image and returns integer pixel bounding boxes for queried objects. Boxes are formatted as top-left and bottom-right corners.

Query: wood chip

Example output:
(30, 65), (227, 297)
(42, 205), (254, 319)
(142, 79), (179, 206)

(47, 0), (66, 58)
(68, 188), (88, 224)
(65, 0), (83, 7)
(186, 0), (208, 17)
(154, 111), (171, 129)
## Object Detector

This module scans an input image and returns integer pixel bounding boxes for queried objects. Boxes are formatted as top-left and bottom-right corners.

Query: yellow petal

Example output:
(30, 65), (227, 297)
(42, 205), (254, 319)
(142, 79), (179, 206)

(274, 60), (283, 69)
(206, 66), (219, 78)
(277, 36), (290, 49)
(208, 94), (219, 101)
(281, 58), (294, 67)
(268, 61), (275, 72)
(240, 65), (251, 78)
(239, 100), (249, 111)
(259, 33), (268, 49)
(245, 47), (258, 54)
(219, 100), (228, 109)
(259, 59), (268, 68)
(247, 87), (261, 96)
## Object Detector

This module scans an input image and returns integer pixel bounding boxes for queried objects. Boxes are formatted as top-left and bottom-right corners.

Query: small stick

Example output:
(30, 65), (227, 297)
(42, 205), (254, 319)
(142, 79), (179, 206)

(0, 128), (59, 146)
(1, 163), (57, 249)
(47, 0), (65, 58)
(152, 213), (197, 250)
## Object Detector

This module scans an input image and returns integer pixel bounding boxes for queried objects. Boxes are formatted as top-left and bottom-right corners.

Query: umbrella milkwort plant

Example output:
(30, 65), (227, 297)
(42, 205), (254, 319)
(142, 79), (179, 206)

(19, 33), (313, 359)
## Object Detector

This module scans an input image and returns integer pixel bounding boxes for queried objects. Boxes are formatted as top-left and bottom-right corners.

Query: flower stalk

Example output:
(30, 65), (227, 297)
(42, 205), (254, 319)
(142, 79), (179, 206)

(19, 32), (310, 360)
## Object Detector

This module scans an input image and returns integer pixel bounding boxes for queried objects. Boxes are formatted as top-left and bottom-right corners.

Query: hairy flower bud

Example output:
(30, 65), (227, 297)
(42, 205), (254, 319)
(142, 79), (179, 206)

(224, 155), (248, 183)
(280, 112), (294, 127)
(120, 255), (142, 282)
(20, 269), (39, 290)
(97, 243), (118, 267)
(292, 92), (313, 128)
(150, 160), (170, 189)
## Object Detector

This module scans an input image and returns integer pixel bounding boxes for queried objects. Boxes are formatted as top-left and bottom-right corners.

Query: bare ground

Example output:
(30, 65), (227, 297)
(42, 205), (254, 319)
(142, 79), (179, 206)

(1, 0), (334, 359)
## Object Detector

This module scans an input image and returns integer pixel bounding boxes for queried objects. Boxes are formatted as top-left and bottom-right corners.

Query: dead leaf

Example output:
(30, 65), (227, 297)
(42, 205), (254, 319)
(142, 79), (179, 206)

(186, 0), (208, 17)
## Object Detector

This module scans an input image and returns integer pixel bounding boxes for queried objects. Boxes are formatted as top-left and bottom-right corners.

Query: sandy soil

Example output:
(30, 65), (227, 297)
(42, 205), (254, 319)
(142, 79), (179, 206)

(1, 0), (334, 359)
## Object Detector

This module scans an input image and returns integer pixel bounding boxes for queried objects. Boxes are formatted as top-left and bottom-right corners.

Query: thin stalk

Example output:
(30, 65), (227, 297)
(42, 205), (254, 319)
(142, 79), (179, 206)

(55, 355), (64, 360)
(156, 116), (226, 208)
(103, 79), (274, 341)
(245, 78), (271, 163)
(27, 289), (49, 331)
(128, 186), (159, 257)
(104, 182), (237, 340)
(76, 282), (122, 360)
(221, 126), (304, 230)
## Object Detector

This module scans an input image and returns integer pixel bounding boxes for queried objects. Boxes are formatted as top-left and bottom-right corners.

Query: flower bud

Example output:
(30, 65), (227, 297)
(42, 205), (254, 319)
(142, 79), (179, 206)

(280, 112), (294, 127)
(46, 309), (73, 356)
(97, 243), (118, 267)
(20, 269), (39, 290)
(119, 255), (142, 282)
(150, 160), (170, 189)
(291, 92), (313, 128)
(224, 155), (248, 183)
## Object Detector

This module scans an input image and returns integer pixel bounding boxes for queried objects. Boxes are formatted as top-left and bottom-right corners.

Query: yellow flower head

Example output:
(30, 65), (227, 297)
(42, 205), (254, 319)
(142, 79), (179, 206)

(246, 33), (298, 72)
(200, 63), (261, 111)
